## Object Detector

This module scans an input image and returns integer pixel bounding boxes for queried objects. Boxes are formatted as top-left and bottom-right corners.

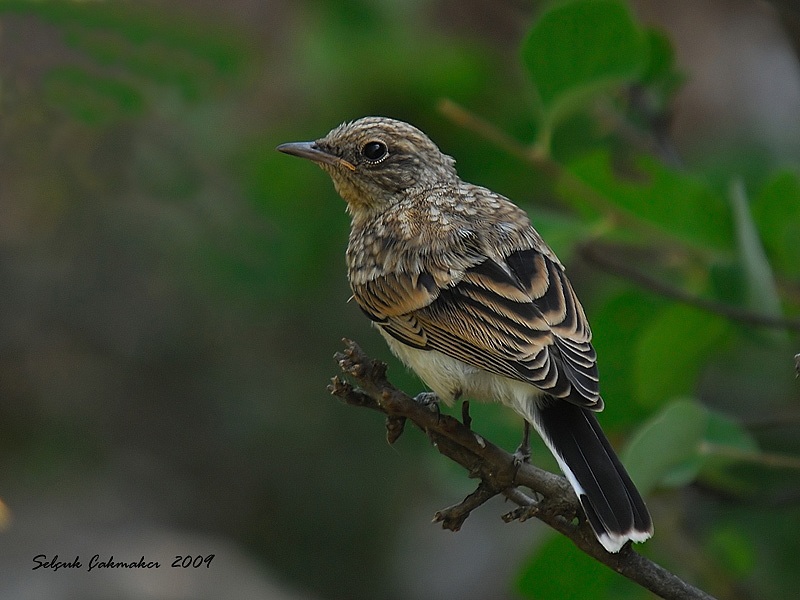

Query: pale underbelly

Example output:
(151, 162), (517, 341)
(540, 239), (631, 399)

(377, 325), (542, 423)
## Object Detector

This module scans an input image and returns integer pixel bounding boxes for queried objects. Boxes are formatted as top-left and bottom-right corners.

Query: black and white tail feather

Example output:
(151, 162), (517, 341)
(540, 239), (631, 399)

(532, 399), (653, 553)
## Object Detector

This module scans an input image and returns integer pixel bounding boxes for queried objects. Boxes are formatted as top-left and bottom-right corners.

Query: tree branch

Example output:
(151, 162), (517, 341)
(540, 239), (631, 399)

(578, 241), (800, 333)
(329, 339), (717, 600)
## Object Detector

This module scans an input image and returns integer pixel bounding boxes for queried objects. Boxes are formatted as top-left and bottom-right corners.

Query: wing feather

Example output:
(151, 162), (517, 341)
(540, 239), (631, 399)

(353, 248), (600, 407)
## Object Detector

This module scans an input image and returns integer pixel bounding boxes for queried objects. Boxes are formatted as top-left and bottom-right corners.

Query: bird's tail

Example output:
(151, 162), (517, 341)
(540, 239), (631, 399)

(531, 399), (653, 553)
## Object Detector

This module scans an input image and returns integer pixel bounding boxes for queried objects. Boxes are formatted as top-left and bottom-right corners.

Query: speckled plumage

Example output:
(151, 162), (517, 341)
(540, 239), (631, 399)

(278, 116), (652, 553)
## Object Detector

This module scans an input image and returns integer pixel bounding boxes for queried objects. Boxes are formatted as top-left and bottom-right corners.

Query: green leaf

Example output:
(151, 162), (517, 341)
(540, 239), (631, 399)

(563, 150), (735, 250)
(590, 289), (663, 429)
(729, 179), (782, 318)
(526, 208), (589, 263)
(622, 398), (708, 495)
(707, 260), (748, 307)
(522, 0), (647, 127)
(517, 534), (647, 600)
(640, 28), (675, 85)
(751, 170), (800, 278)
(631, 27), (685, 121)
(517, 535), (610, 599)
(623, 399), (761, 494)
(639, 27), (684, 95)
(704, 410), (758, 455)
(633, 304), (729, 407)
(697, 410), (761, 494)
(707, 525), (756, 578)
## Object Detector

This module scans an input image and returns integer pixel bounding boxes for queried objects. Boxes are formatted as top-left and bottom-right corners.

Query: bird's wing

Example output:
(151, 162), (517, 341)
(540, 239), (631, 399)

(353, 271), (440, 349)
(353, 247), (601, 408)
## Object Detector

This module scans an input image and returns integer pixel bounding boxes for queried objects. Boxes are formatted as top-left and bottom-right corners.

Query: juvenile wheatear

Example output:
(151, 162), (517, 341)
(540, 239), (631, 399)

(278, 117), (653, 552)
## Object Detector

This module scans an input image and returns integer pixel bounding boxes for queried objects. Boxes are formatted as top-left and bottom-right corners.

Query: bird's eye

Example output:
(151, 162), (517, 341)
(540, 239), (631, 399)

(361, 140), (388, 162)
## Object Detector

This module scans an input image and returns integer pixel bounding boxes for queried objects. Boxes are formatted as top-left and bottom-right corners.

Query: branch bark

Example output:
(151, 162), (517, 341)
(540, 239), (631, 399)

(329, 339), (717, 600)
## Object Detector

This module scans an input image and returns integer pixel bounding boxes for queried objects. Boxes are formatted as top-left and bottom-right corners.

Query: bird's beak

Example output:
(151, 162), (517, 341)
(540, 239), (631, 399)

(276, 141), (356, 171)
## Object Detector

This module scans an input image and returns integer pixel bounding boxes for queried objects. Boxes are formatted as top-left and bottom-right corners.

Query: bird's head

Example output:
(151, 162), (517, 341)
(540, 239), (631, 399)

(277, 117), (458, 221)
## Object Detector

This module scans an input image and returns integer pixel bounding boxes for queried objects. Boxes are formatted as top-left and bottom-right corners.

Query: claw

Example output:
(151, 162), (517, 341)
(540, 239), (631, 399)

(413, 391), (441, 422)
(413, 391), (439, 407)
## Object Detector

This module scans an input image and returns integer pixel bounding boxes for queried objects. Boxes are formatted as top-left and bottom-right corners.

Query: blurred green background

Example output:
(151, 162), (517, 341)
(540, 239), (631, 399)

(1, 1), (799, 599)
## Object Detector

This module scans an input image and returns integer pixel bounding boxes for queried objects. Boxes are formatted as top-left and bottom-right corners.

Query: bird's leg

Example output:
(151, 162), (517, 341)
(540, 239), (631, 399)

(513, 421), (532, 466)
(461, 400), (472, 430)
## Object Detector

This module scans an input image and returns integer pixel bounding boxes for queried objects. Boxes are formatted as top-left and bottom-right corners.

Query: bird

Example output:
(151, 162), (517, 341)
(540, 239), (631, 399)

(277, 116), (653, 553)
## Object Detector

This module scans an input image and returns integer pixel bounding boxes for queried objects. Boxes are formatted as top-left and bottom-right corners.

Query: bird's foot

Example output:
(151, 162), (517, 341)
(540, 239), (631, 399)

(413, 391), (439, 408)
(413, 391), (441, 420)
(512, 443), (531, 467)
